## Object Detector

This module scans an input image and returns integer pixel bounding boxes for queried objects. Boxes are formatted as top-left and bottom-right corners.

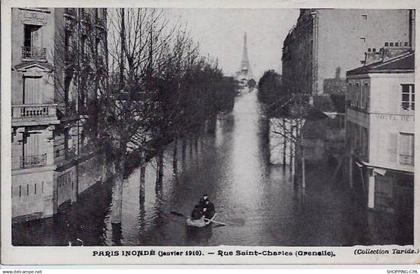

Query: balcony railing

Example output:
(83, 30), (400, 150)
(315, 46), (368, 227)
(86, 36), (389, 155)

(21, 46), (47, 61)
(12, 104), (57, 120)
(20, 154), (47, 169)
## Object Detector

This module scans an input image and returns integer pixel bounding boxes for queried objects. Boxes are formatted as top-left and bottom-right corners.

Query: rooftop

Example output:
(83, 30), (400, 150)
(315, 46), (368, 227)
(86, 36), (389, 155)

(347, 51), (414, 76)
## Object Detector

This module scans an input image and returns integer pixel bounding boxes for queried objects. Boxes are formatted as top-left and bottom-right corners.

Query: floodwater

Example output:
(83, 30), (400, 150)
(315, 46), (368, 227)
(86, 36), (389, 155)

(13, 91), (413, 246)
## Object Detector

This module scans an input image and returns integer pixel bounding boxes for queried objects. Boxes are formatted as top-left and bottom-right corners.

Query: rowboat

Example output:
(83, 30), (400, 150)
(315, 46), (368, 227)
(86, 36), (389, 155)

(186, 213), (217, 228)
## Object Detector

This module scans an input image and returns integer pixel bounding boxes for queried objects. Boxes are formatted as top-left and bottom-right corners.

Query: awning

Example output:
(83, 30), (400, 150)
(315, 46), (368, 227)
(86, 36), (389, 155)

(373, 167), (387, 176)
(355, 161), (364, 168)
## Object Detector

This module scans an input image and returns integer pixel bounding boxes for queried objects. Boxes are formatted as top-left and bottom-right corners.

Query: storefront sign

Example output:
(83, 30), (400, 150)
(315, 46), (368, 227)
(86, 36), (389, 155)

(371, 113), (414, 122)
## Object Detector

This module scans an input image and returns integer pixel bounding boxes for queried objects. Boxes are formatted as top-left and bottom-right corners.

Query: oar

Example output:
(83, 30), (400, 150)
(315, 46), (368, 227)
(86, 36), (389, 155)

(170, 211), (186, 217)
(203, 217), (226, 226)
(171, 211), (228, 226)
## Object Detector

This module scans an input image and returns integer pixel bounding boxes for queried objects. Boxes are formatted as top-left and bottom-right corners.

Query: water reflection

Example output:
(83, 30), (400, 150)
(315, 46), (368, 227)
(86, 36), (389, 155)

(12, 91), (413, 246)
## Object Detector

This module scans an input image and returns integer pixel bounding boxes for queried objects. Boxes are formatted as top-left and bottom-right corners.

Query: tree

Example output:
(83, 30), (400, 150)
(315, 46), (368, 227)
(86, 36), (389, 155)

(54, 8), (239, 226)
(257, 69), (312, 191)
(257, 70), (283, 111)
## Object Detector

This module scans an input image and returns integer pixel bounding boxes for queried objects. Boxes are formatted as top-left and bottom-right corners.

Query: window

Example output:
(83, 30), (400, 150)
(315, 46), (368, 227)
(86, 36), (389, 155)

(401, 84), (415, 111)
(23, 77), (42, 104)
(361, 14), (367, 20)
(399, 133), (414, 165)
(24, 133), (40, 158)
(355, 82), (360, 108)
(361, 127), (369, 159)
(64, 128), (71, 159)
(385, 42), (389, 47)
(360, 37), (366, 43)
(24, 24), (41, 48)
(361, 82), (369, 110)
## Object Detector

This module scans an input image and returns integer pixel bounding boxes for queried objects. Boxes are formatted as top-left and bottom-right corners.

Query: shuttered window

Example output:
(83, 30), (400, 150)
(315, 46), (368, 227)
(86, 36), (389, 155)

(401, 84), (415, 111)
(23, 77), (42, 104)
(399, 133), (414, 165)
(361, 127), (369, 159)
(24, 133), (40, 156)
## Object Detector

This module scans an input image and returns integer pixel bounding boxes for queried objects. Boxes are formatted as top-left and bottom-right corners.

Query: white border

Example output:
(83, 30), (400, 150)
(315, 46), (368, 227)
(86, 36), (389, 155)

(1, 0), (419, 265)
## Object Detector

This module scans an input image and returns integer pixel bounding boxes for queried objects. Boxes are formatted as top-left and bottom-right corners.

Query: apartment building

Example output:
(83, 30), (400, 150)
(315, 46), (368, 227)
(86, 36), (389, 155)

(11, 8), (107, 222)
(346, 47), (414, 215)
(282, 9), (414, 97)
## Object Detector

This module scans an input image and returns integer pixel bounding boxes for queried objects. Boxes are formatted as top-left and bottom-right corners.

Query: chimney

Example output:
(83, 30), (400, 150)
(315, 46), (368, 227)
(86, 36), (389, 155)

(364, 49), (383, 65)
(382, 42), (411, 62)
(363, 42), (411, 65)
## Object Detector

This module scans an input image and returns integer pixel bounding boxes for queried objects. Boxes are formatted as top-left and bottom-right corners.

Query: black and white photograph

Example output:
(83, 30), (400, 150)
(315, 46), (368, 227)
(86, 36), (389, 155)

(1, 0), (418, 265)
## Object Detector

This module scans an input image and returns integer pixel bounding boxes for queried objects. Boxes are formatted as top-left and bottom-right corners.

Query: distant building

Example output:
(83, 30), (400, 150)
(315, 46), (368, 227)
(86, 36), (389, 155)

(282, 9), (415, 98)
(236, 32), (254, 88)
(11, 8), (107, 222)
(346, 47), (414, 214)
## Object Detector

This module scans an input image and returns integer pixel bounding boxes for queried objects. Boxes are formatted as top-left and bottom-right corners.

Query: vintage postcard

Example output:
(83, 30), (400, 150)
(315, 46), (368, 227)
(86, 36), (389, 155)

(1, 0), (419, 265)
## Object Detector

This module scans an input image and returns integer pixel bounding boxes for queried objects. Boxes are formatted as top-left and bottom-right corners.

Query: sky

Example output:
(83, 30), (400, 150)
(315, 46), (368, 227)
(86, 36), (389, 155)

(167, 9), (299, 80)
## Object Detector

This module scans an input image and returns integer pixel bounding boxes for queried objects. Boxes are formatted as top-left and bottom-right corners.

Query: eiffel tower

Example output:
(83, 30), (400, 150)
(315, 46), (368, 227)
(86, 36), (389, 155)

(236, 32), (253, 86)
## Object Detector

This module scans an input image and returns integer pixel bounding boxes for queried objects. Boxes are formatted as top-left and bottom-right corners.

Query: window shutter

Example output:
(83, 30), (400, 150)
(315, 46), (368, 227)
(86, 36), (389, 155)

(24, 77), (42, 104)
(25, 133), (40, 156)
(399, 133), (414, 165)
(388, 133), (398, 162)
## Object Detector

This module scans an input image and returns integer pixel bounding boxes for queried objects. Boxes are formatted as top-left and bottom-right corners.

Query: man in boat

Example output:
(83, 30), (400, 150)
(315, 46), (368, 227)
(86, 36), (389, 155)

(199, 194), (215, 219)
(190, 204), (204, 221)
(199, 194), (209, 206)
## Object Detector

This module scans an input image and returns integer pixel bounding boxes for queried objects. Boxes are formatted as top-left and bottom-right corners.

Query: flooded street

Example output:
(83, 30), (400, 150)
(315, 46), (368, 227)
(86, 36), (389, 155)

(13, 91), (413, 246)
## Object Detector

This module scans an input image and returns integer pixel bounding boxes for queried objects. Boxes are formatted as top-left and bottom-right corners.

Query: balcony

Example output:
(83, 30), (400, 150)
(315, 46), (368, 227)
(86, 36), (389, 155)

(21, 46), (47, 62)
(12, 104), (59, 126)
(19, 154), (47, 169)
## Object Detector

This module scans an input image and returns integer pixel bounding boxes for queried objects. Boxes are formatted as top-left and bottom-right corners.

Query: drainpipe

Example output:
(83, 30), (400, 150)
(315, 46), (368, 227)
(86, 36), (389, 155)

(409, 9), (415, 50)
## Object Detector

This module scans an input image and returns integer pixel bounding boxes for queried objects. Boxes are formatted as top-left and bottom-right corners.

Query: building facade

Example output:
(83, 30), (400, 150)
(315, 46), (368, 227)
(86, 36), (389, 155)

(282, 9), (414, 97)
(11, 8), (107, 222)
(346, 48), (414, 215)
